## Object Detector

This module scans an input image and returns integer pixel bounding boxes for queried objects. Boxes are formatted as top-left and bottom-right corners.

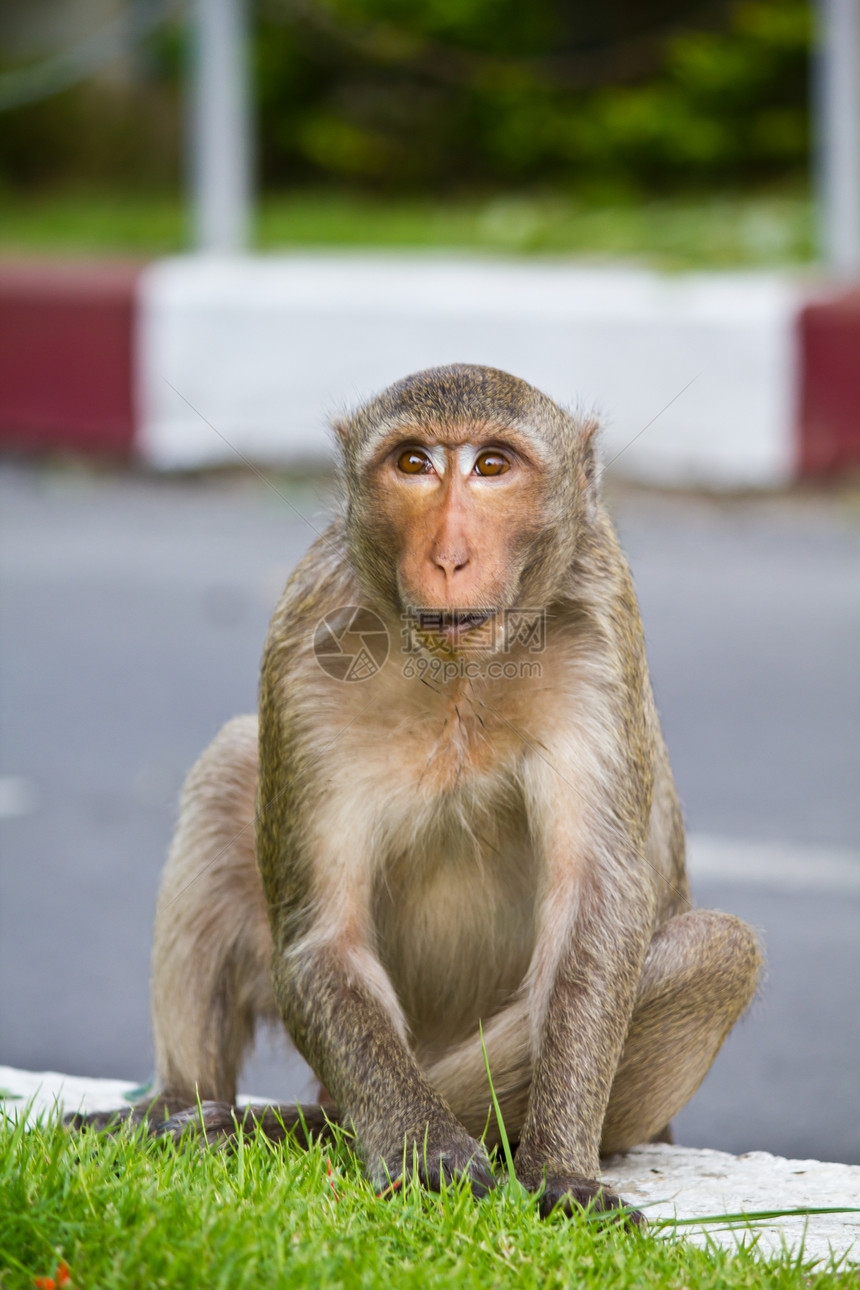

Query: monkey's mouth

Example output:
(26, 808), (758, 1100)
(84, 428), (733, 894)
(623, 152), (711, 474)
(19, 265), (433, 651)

(414, 609), (496, 644)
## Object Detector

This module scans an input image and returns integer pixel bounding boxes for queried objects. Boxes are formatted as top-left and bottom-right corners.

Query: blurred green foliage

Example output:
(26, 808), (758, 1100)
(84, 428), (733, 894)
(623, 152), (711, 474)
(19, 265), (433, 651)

(0, 188), (814, 267)
(0, 0), (811, 195)
(255, 0), (811, 192)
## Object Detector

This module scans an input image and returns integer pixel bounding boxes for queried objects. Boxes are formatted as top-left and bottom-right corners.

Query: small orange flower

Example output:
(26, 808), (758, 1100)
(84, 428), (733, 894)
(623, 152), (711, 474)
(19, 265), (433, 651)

(326, 1157), (341, 1201)
(34, 1262), (70, 1290)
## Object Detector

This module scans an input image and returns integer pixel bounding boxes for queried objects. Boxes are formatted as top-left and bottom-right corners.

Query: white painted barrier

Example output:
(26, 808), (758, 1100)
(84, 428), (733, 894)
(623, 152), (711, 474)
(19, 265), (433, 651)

(138, 255), (806, 487)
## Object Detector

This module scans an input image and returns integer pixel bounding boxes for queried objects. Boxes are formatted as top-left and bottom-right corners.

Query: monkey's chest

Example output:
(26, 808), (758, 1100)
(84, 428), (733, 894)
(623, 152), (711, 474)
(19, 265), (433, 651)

(371, 819), (537, 1050)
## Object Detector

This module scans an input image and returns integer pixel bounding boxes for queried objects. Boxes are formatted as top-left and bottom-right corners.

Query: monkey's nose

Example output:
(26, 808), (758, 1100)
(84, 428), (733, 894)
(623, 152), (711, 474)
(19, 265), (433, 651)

(432, 550), (469, 579)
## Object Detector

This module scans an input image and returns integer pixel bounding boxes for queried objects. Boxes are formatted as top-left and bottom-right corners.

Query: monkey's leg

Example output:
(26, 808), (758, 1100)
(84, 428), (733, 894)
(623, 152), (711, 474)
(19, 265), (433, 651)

(427, 910), (760, 1159)
(600, 909), (762, 1155)
(68, 718), (274, 1136)
(69, 719), (344, 1148)
(150, 715), (277, 1109)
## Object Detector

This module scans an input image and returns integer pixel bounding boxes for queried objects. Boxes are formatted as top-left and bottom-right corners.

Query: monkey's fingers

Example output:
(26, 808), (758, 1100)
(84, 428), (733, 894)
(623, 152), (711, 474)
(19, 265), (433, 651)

(535, 1174), (645, 1228)
(422, 1146), (496, 1199)
(376, 1137), (496, 1201)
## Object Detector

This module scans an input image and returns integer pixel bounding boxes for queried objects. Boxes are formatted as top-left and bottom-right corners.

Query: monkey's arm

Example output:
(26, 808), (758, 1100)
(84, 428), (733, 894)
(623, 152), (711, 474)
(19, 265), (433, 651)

(255, 666), (493, 1195)
(273, 940), (494, 1194)
(514, 752), (656, 1221)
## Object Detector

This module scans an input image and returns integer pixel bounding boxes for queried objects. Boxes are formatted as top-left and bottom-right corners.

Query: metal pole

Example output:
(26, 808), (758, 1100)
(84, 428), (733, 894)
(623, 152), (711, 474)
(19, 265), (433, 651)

(817, 0), (860, 275)
(190, 0), (252, 253)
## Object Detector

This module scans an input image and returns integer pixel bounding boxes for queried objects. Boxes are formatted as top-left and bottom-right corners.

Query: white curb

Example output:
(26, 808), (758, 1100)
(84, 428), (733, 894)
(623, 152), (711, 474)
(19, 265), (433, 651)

(138, 255), (807, 488)
(602, 1143), (860, 1265)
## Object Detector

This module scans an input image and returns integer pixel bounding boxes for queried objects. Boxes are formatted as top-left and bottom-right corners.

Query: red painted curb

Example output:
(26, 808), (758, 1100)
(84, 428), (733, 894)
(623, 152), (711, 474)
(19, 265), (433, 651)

(799, 290), (860, 477)
(0, 262), (142, 458)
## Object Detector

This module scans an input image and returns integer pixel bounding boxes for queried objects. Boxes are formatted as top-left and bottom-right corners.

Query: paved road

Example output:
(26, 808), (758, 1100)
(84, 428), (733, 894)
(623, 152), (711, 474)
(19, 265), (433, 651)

(1, 463), (857, 1162)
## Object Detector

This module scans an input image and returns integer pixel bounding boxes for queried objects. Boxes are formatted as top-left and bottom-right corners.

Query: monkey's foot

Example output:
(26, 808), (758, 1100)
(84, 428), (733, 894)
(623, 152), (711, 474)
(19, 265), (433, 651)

(375, 1130), (496, 1200)
(153, 1100), (340, 1151)
(67, 1100), (242, 1149)
(67, 1098), (340, 1149)
(152, 1101), (238, 1149)
(64, 1102), (165, 1134)
(530, 1173), (644, 1227)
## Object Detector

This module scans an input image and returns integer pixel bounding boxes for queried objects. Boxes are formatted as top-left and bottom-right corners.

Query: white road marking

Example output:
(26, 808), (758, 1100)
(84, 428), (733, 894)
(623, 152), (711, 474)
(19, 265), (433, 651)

(0, 777), (36, 820)
(687, 833), (860, 894)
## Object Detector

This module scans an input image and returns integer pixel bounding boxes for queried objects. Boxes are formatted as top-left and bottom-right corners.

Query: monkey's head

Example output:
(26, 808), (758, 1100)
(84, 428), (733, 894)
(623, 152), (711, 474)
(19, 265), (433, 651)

(335, 364), (598, 654)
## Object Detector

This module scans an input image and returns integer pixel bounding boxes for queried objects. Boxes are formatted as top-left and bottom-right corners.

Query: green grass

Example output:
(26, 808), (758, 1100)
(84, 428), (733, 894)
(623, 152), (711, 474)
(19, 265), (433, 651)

(1, 1114), (854, 1290)
(0, 187), (815, 270)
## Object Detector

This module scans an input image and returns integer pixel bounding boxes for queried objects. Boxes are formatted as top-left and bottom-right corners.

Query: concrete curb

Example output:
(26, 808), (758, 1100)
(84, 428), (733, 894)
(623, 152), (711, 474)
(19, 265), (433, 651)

(2, 1065), (858, 1265)
(0, 261), (140, 457)
(602, 1143), (860, 1265)
(1, 256), (859, 486)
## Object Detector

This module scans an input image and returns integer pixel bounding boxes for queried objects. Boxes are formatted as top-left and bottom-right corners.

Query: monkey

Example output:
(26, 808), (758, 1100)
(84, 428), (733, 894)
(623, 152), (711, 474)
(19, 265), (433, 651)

(70, 364), (762, 1222)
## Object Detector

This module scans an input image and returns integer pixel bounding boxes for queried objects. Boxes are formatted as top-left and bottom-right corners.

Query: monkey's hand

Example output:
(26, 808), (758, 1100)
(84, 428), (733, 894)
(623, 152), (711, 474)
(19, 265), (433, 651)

(371, 1118), (495, 1200)
(514, 1160), (644, 1228)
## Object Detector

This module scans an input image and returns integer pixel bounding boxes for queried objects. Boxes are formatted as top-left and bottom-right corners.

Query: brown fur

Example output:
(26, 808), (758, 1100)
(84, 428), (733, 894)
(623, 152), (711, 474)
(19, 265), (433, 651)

(73, 365), (762, 1221)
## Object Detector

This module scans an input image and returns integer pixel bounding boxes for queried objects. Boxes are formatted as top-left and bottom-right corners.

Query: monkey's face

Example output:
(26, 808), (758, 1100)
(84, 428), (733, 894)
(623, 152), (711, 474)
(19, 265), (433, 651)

(359, 421), (551, 654)
(339, 366), (595, 653)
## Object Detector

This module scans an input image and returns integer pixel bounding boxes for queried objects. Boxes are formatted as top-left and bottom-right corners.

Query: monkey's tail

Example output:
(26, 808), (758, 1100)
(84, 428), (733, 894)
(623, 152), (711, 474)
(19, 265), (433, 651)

(235, 1100), (342, 1147)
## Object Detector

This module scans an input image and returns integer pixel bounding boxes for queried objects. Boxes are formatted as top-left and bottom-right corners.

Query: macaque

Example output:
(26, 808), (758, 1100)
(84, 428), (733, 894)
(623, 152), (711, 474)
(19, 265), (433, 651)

(73, 365), (761, 1221)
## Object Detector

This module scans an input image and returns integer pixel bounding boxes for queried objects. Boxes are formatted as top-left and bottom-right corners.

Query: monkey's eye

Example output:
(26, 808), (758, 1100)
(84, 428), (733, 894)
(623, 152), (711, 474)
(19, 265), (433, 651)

(474, 451), (510, 477)
(397, 449), (433, 475)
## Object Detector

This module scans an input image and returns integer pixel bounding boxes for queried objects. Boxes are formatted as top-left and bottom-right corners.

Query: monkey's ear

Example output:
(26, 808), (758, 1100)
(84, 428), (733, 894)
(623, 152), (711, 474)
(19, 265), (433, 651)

(333, 417), (351, 447)
(579, 418), (600, 493)
(575, 418), (601, 521)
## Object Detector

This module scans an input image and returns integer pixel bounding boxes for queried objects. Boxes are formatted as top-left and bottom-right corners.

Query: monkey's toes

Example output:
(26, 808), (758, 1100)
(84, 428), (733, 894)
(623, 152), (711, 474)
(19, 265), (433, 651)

(153, 1101), (238, 1149)
(535, 1174), (644, 1227)
(64, 1106), (145, 1134)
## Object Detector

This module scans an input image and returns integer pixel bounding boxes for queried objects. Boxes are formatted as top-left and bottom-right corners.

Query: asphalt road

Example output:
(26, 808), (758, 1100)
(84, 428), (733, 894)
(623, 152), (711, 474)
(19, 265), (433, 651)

(1, 462), (857, 1163)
